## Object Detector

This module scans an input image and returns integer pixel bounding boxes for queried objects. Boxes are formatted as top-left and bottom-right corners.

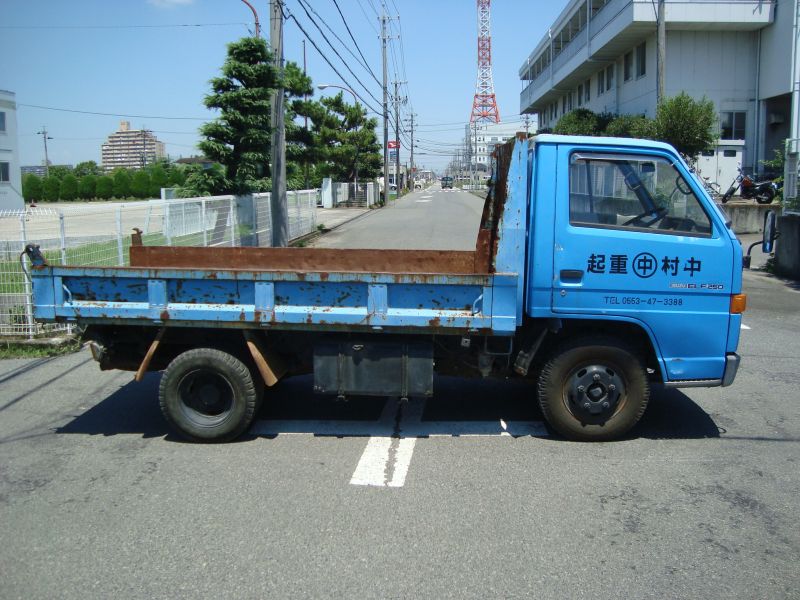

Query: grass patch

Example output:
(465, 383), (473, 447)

(0, 339), (82, 359)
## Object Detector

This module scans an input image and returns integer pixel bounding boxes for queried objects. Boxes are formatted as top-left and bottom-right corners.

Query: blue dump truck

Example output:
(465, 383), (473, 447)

(25, 134), (752, 442)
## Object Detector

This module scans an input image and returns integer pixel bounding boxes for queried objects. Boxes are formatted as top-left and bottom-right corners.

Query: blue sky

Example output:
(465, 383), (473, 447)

(2, 0), (567, 172)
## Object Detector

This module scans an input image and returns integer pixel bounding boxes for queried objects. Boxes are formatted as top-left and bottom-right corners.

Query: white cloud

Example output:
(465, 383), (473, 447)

(147, 0), (195, 8)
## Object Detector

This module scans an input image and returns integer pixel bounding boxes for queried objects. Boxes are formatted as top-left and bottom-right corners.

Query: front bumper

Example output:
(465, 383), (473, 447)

(721, 352), (741, 387)
(662, 353), (741, 389)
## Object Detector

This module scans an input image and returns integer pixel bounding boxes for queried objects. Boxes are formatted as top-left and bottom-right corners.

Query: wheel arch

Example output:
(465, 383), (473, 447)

(540, 317), (666, 383)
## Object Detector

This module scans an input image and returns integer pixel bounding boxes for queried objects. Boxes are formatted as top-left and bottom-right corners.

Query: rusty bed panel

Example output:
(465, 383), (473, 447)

(130, 246), (485, 275)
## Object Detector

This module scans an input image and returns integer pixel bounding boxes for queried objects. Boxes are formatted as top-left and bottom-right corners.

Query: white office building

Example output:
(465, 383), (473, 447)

(0, 90), (24, 211)
(519, 0), (794, 188)
(466, 120), (525, 177)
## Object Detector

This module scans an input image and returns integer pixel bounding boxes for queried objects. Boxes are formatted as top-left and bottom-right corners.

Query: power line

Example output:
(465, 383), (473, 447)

(283, 8), (382, 115)
(0, 22), (248, 30)
(294, 0), (380, 86)
(19, 103), (208, 120)
(291, 0), (383, 109)
(331, 0), (381, 85)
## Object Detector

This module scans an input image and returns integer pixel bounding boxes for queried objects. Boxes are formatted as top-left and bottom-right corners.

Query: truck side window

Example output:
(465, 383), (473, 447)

(569, 154), (712, 236)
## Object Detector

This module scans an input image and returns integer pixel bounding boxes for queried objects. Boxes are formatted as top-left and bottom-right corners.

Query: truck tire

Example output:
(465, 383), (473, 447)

(159, 348), (259, 442)
(537, 337), (649, 441)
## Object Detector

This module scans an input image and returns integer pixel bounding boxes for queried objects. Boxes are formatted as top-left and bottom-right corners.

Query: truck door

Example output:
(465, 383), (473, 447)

(551, 147), (734, 381)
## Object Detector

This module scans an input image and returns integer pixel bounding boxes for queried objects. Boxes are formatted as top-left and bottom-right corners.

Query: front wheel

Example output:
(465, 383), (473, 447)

(755, 187), (776, 204)
(537, 338), (650, 441)
(159, 348), (260, 442)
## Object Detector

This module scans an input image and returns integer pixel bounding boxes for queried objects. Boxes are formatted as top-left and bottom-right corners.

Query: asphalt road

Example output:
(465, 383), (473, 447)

(312, 185), (484, 250)
(1, 189), (799, 599)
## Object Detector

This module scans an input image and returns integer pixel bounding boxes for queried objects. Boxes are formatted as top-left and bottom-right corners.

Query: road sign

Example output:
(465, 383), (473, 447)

(388, 140), (400, 149)
(389, 150), (398, 161)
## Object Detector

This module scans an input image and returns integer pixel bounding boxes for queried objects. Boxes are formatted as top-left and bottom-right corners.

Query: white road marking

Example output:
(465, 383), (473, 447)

(415, 199), (432, 203)
(250, 397), (549, 488)
(420, 195), (433, 199)
(350, 436), (394, 486)
(741, 324), (751, 330)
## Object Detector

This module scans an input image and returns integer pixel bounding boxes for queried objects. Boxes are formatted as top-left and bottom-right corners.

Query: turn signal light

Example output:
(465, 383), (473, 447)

(730, 294), (747, 314)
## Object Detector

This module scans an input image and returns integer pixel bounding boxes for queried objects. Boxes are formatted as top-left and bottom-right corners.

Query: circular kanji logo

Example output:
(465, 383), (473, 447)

(632, 252), (658, 279)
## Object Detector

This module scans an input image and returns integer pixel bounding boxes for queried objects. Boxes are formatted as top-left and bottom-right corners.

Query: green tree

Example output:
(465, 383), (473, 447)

(177, 163), (228, 197)
(292, 91), (382, 183)
(167, 166), (186, 187)
(96, 175), (114, 199)
(148, 164), (168, 197)
(78, 174), (97, 199)
(199, 37), (277, 194)
(131, 170), (152, 198)
(604, 114), (656, 139)
(553, 108), (601, 136)
(198, 37), (312, 193)
(74, 161), (102, 178)
(22, 174), (42, 203)
(112, 169), (132, 198)
(48, 165), (72, 180)
(42, 175), (61, 202)
(652, 92), (716, 159)
(59, 174), (79, 201)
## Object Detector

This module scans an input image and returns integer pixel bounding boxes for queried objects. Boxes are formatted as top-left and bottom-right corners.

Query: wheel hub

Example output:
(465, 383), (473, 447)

(568, 365), (625, 419)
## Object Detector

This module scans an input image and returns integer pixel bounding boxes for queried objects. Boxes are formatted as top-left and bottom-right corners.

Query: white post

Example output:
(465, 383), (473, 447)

(144, 203), (152, 235)
(164, 201), (172, 245)
(229, 196), (237, 247)
(116, 206), (124, 266)
(19, 215), (35, 339)
(201, 199), (208, 247)
(59, 212), (67, 265)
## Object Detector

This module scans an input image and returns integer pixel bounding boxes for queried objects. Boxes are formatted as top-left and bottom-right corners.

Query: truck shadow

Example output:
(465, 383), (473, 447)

(56, 374), (720, 441)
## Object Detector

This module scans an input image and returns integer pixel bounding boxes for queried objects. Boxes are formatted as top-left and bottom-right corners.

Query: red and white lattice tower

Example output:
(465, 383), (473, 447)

(470, 0), (500, 124)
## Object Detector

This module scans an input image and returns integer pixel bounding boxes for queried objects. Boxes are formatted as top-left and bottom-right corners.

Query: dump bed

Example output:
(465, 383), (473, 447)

(26, 136), (530, 335)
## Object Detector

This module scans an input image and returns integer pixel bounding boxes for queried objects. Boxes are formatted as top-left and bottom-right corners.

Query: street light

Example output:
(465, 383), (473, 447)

(318, 84), (360, 200)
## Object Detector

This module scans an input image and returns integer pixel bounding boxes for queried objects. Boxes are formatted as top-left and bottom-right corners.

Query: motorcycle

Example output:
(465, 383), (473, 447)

(721, 165), (779, 204)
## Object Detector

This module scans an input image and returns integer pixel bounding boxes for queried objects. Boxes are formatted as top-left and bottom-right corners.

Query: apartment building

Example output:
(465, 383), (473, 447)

(519, 0), (794, 187)
(101, 121), (166, 171)
(0, 90), (24, 211)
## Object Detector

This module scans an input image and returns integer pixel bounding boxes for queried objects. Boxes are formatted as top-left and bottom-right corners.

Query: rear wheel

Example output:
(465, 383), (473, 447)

(537, 338), (650, 441)
(159, 348), (260, 442)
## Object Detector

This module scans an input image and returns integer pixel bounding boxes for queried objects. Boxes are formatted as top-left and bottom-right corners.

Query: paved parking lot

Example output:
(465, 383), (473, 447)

(1, 260), (798, 598)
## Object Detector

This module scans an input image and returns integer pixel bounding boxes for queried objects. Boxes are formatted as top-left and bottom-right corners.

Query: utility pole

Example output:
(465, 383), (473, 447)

(270, 0), (288, 247)
(407, 112), (416, 183)
(657, 0), (665, 103)
(36, 127), (52, 177)
(381, 12), (390, 203)
(302, 39), (309, 190)
(393, 80), (405, 192)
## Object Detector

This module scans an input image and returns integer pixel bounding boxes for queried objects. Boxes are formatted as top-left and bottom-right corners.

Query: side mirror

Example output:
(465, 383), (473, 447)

(762, 210), (777, 254)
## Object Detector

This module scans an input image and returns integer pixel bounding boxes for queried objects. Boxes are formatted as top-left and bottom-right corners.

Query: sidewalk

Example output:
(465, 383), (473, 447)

(315, 206), (372, 231)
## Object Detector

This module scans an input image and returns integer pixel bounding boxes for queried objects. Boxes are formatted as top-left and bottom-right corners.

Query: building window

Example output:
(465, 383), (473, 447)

(597, 72), (604, 96)
(577, 84), (583, 106)
(0, 112), (5, 132)
(720, 111), (746, 140)
(585, 79), (591, 103)
(567, 93), (573, 111)
(606, 65), (614, 91)
(0, 162), (9, 182)
(563, 96), (567, 114)
(623, 52), (633, 81)
(636, 42), (646, 78)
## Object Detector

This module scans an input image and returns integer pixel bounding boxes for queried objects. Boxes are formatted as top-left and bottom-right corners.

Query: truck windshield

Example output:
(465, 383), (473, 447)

(569, 154), (712, 236)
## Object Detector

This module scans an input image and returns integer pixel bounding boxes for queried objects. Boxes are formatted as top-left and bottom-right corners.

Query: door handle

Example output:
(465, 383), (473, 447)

(560, 269), (584, 282)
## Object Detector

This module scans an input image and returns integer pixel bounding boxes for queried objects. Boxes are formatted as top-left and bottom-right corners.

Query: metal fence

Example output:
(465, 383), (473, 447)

(0, 190), (318, 338)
